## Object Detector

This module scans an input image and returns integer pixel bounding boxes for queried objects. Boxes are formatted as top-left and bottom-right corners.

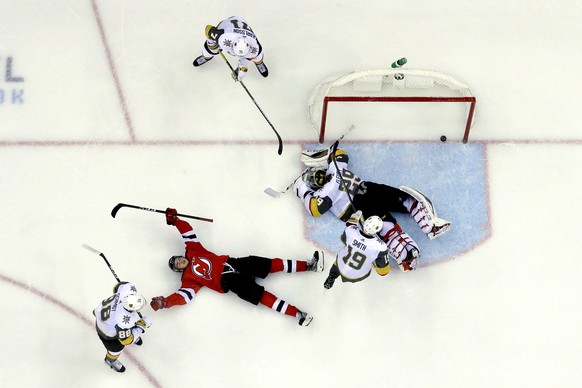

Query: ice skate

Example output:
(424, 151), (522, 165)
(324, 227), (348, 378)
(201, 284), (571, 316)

(297, 311), (313, 327)
(428, 218), (451, 240)
(307, 250), (324, 272)
(255, 62), (269, 77)
(323, 275), (336, 289)
(104, 357), (126, 373)
(193, 55), (213, 67)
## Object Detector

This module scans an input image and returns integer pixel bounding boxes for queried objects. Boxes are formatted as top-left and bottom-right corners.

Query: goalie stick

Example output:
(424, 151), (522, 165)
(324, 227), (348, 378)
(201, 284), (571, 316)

(263, 125), (355, 198)
(219, 50), (283, 155)
(111, 203), (213, 222)
(263, 168), (309, 198)
(82, 244), (143, 317)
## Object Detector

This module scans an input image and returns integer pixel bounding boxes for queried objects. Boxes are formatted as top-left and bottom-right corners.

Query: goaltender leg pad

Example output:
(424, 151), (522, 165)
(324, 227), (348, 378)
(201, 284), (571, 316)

(399, 186), (437, 221)
(383, 224), (420, 271)
(400, 186), (451, 239)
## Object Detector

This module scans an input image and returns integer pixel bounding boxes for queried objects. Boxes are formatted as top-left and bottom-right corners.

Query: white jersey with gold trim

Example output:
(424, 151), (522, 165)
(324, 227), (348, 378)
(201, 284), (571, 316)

(94, 282), (142, 341)
(337, 224), (389, 281)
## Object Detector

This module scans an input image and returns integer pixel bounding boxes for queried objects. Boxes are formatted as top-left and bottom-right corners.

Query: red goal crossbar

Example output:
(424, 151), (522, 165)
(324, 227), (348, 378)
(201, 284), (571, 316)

(319, 96), (477, 144)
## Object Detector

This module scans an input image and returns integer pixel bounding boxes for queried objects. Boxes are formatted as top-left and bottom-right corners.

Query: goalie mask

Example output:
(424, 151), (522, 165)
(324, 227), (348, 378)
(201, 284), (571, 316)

(362, 216), (383, 237)
(306, 169), (329, 189)
(122, 293), (146, 312)
(233, 38), (251, 57)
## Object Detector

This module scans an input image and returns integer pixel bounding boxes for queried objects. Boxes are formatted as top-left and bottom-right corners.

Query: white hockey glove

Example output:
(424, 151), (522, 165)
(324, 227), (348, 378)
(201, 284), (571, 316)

(232, 66), (248, 82)
(136, 316), (152, 330)
(347, 210), (363, 224)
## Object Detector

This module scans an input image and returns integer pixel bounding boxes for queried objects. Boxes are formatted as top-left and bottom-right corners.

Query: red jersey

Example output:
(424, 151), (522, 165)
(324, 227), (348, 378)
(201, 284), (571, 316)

(164, 218), (230, 308)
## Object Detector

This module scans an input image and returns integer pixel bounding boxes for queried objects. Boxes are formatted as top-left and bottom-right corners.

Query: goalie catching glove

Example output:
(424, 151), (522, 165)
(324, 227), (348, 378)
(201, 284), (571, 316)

(301, 147), (332, 169)
(150, 296), (167, 311)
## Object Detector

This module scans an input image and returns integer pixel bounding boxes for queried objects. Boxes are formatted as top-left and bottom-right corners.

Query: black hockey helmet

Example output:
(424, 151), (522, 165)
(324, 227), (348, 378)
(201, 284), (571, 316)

(306, 168), (329, 189)
(168, 255), (186, 272)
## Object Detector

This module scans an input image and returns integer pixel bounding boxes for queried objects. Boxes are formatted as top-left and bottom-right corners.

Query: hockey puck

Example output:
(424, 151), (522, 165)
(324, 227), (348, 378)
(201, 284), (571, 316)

(440, 135), (447, 142)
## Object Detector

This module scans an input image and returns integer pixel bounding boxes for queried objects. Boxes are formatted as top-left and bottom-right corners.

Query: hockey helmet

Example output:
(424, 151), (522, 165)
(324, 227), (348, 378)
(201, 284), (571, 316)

(306, 168), (328, 189)
(122, 293), (146, 312)
(168, 255), (187, 272)
(233, 38), (251, 57)
(362, 216), (383, 236)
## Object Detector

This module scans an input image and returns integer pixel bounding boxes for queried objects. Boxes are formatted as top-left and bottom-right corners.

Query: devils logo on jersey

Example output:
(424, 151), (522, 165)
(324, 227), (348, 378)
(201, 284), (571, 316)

(191, 257), (213, 280)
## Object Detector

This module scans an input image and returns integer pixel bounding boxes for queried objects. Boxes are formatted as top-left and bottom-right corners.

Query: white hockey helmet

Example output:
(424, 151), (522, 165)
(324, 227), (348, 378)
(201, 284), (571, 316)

(233, 38), (251, 57)
(362, 216), (383, 236)
(122, 293), (146, 312)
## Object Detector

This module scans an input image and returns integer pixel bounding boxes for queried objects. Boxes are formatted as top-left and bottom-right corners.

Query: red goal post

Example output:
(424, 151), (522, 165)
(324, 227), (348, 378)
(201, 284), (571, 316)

(308, 68), (476, 143)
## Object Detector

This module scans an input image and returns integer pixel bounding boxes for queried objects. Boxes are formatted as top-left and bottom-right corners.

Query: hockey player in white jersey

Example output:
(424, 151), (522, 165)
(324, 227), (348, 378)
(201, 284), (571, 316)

(295, 147), (451, 271)
(193, 16), (268, 81)
(93, 281), (151, 373)
(324, 210), (390, 289)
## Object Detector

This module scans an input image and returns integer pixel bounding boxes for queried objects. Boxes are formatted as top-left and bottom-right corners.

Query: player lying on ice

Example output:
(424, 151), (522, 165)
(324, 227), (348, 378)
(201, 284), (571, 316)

(294, 146), (451, 272)
(150, 208), (323, 326)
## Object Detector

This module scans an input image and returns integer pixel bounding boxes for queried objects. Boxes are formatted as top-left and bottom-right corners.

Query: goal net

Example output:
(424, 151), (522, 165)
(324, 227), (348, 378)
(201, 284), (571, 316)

(308, 68), (476, 143)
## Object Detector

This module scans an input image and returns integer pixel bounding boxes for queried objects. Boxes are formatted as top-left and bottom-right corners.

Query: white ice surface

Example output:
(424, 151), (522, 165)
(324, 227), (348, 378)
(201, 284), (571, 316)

(1, 1), (582, 387)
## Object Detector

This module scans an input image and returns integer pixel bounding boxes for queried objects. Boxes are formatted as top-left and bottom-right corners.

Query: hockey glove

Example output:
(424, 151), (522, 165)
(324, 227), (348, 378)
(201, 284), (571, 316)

(136, 316), (152, 329)
(165, 208), (178, 225)
(347, 210), (363, 225)
(112, 281), (129, 293)
(232, 66), (248, 82)
(150, 296), (167, 311)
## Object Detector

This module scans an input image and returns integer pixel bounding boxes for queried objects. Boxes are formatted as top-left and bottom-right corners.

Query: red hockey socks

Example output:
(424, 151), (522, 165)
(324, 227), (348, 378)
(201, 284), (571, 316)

(260, 291), (299, 317)
(270, 258), (307, 273)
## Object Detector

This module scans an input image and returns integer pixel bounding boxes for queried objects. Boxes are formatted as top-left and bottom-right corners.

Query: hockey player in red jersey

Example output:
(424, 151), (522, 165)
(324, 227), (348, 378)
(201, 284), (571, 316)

(150, 208), (323, 326)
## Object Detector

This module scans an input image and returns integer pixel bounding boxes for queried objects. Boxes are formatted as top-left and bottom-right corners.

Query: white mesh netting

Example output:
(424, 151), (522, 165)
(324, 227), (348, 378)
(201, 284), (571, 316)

(308, 68), (476, 142)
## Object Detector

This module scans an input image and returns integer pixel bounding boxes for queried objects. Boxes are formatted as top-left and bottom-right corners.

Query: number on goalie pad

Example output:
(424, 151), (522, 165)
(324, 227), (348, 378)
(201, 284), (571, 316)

(301, 148), (331, 169)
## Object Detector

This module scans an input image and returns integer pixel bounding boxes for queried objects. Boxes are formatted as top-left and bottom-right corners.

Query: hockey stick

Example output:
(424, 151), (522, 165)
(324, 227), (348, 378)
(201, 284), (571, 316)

(305, 124), (355, 158)
(111, 203), (213, 222)
(82, 244), (143, 317)
(263, 168), (309, 198)
(263, 125), (355, 198)
(218, 50), (283, 155)
(330, 141), (358, 218)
